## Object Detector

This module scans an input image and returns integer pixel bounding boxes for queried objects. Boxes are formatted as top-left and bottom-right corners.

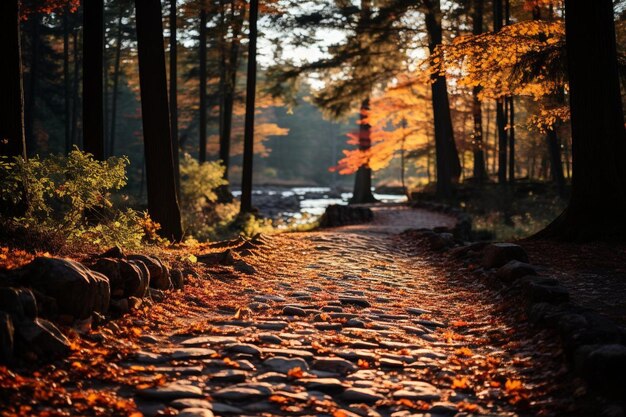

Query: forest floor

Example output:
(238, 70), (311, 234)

(1, 206), (595, 417)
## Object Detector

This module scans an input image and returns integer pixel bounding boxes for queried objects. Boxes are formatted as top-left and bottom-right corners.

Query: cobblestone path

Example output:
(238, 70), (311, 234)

(111, 207), (576, 417)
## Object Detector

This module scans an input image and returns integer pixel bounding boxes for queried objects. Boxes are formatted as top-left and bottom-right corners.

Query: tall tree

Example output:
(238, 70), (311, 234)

(350, 98), (377, 203)
(505, 0), (514, 183)
(240, 0), (259, 214)
(0, 0), (26, 158)
(109, 1), (124, 156)
(83, 0), (105, 160)
(24, 14), (39, 156)
(169, 0), (180, 192)
(135, 0), (183, 241)
(538, 0), (626, 240)
(471, 0), (487, 182)
(493, 0), (507, 184)
(63, 7), (72, 153)
(423, 0), (462, 197)
(198, 6), (208, 163)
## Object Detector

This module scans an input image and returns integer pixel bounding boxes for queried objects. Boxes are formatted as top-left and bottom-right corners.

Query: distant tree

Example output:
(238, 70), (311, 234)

(493, 0), (507, 184)
(169, 0), (180, 192)
(471, 0), (487, 182)
(537, 0), (626, 240)
(240, 0), (259, 214)
(0, 0), (26, 158)
(83, 0), (105, 160)
(135, 0), (183, 240)
(199, 5), (208, 163)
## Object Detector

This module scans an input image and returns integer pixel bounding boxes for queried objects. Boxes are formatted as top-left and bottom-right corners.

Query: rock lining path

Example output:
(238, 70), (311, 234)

(108, 206), (577, 416)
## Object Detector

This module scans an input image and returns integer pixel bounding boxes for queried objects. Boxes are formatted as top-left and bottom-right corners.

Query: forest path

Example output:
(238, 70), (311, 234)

(118, 206), (575, 417)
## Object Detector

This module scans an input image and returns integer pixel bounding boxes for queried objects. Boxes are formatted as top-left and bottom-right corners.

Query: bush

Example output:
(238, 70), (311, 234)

(179, 153), (239, 241)
(0, 149), (156, 251)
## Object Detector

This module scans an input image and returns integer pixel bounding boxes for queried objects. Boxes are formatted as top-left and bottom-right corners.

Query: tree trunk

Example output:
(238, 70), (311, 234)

(471, 0), (487, 182)
(546, 128), (565, 195)
(507, 96), (515, 182)
(240, 0), (259, 214)
(198, 7), (208, 163)
(63, 9), (71, 154)
(70, 27), (81, 148)
(537, 0), (626, 240)
(350, 98), (377, 204)
(493, 0), (507, 184)
(25, 15), (39, 156)
(169, 0), (180, 193)
(0, 0), (26, 158)
(135, 0), (183, 241)
(220, 2), (244, 180)
(83, 0), (105, 160)
(109, 3), (123, 156)
(424, 0), (461, 197)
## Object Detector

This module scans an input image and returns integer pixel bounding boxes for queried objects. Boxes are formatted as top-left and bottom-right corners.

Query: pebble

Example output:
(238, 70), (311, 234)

(283, 306), (308, 316)
(210, 369), (248, 383)
(224, 343), (261, 357)
(178, 408), (214, 417)
(264, 356), (309, 373)
(171, 348), (217, 360)
(341, 387), (383, 404)
(301, 378), (346, 394)
(211, 383), (273, 401)
(136, 382), (204, 400)
(313, 357), (357, 374)
(339, 297), (371, 307)
(170, 399), (212, 409)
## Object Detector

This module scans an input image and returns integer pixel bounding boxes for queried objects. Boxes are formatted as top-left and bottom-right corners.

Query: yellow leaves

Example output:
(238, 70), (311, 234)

(504, 379), (524, 393)
(286, 367), (304, 379)
(130, 327), (142, 337)
(455, 347), (473, 357)
(451, 376), (469, 389)
(188, 254), (198, 263)
(357, 359), (371, 369)
(223, 357), (240, 368)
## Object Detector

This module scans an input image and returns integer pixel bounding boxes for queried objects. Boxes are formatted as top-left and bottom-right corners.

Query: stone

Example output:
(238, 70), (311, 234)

(579, 344), (626, 397)
(137, 382), (204, 400)
(0, 312), (14, 363)
(301, 378), (345, 394)
(256, 321), (288, 330)
(171, 269), (184, 290)
(170, 399), (212, 410)
(197, 250), (235, 266)
(135, 351), (169, 364)
(482, 243), (529, 269)
(496, 260), (538, 284)
(110, 298), (130, 315)
(171, 348), (217, 360)
(99, 246), (125, 259)
(257, 372), (289, 382)
(344, 318), (366, 328)
(178, 408), (214, 417)
(127, 254), (171, 290)
(234, 260), (256, 275)
(313, 357), (357, 374)
(429, 402), (458, 415)
(393, 381), (440, 401)
(262, 347), (314, 358)
(380, 358), (404, 368)
(264, 356), (309, 373)
(211, 383), (273, 401)
(224, 343), (261, 356)
(283, 306), (308, 317)
(212, 403), (244, 414)
(406, 307), (430, 316)
(16, 257), (110, 319)
(341, 388), (383, 404)
(91, 258), (147, 299)
(210, 369), (247, 383)
(526, 281), (569, 304)
(180, 335), (238, 346)
(319, 205), (373, 228)
(258, 333), (283, 344)
(14, 318), (71, 357)
(0, 287), (38, 320)
(339, 297), (371, 308)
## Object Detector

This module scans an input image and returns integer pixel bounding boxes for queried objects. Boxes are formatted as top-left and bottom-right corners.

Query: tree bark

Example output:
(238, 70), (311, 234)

(70, 27), (81, 148)
(25, 15), (39, 156)
(537, 0), (626, 240)
(240, 0), (259, 214)
(493, 0), (507, 184)
(350, 98), (377, 204)
(507, 96), (515, 182)
(198, 7), (208, 163)
(83, 0), (105, 160)
(0, 0), (26, 158)
(135, 0), (183, 241)
(546, 128), (565, 195)
(109, 3), (124, 156)
(169, 0), (180, 192)
(471, 0), (487, 182)
(424, 0), (461, 197)
(63, 9), (71, 154)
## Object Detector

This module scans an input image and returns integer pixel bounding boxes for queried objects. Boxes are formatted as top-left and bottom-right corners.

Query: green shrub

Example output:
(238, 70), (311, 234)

(0, 149), (154, 251)
(179, 153), (239, 241)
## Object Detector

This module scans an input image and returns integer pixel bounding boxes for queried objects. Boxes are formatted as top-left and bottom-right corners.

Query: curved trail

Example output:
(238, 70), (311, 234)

(112, 205), (578, 417)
